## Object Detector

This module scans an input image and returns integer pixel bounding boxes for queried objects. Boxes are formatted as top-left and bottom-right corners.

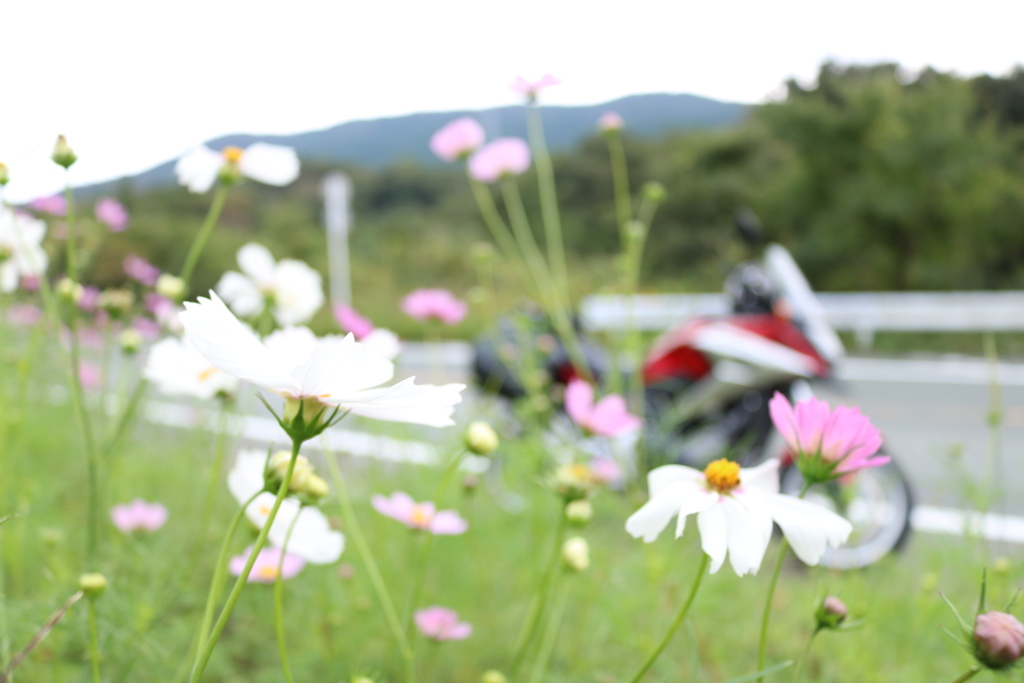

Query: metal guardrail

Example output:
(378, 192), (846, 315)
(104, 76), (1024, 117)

(580, 291), (1024, 346)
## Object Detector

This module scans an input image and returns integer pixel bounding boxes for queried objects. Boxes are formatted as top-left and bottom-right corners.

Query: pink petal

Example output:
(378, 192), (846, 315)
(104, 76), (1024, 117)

(334, 303), (374, 339)
(564, 379), (593, 427)
(429, 511), (468, 535)
(768, 392), (800, 453)
(589, 394), (641, 437)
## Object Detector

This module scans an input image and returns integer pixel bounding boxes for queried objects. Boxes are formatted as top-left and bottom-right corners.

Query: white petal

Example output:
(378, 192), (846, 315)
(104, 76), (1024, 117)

(227, 449), (268, 505)
(697, 503), (729, 574)
(175, 146), (222, 194)
(732, 489), (774, 563)
(297, 334), (395, 398)
(271, 259), (323, 325)
(740, 458), (780, 495)
(0, 263), (17, 293)
(625, 479), (712, 543)
(144, 336), (237, 401)
(720, 496), (768, 576)
(360, 328), (401, 360)
(237, 243), (277, 284)
(647, 464), (705, 497)
(179, 292), (297, 394)
(269, 504), (344, 565)
(239, 143), (300, 186)
(765, 493), (853, 566)
(264, 326), (319, 366)
(327, 377), (464, 427)
(215, 271), (264, 318)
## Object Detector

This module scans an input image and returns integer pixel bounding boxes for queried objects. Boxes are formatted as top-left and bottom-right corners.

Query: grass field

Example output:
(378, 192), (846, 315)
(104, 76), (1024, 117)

(0, 387), (1011, 683)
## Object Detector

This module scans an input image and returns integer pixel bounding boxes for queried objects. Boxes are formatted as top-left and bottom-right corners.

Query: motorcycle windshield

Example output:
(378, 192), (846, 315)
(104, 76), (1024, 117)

(763, 244), (845, 363)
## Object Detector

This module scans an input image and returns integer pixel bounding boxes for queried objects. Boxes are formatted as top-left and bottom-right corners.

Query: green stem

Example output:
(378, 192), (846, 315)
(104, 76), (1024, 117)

(947, 667), (981, 683)
(628, 553), (710, 683)
(757, 481), (811, 683)
(64, 181), (78, 282)
(526, 576), (571, 683)
(509, 507), (568, 678)
(323, 446), (415, 678)
(101, 379), (148, 460)
(791, 628), (819, 683)
(189, 441), (301, 683)
(274, 513), (300, 683)
(467, 173), (537, 297)
(178, 185), (229, 290)
(525, 105), (570, 304)
(606, 133), (632, 244)
(87, 600), (100, 683)
(190, 489), (261, 675)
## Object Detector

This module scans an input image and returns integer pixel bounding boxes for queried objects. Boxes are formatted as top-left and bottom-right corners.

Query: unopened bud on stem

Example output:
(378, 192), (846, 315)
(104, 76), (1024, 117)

(52, 135), (77, 169)
(465, 421), (499, 455)
(79, 573), (108, 599)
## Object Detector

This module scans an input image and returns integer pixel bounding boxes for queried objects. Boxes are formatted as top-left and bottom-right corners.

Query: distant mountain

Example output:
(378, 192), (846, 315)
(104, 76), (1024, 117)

(94, 93), (747, 192)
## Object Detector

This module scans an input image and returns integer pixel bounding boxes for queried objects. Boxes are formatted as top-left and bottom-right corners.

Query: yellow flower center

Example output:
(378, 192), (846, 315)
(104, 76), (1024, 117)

(222, 146), (244, 163)
(196, 367), (219, 383)
(703, 459), (741, 493)
(256, 565), (278, 580)
(258, 504), (272, 516)
(410, 505), (434, 527)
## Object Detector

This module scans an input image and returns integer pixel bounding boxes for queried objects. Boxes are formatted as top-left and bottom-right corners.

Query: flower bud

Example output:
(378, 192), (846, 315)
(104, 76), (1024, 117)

(815, 596), (848, 630)
(52, 136), (78, 168)
(462, 474), (480, 494)
(0, 162), (9, 186)
(465, 421), (499, 455)
(155, 273), (186, 301)
(99, 289), (135, 319)
(994, 557), (1011, 575)
(282, 396), (331, 436)
(56, 277), (83, 303)
(598, 111), (624, 135)
(561, 536), (590, 572)
(79, 573), (108, 598)
(550, 463), (596, 502)
(565, 500), (593, 526)
(642, 181), (667, 204)
(481, 671), (507, 683)
(352, 677), (375, 683)
(974, 611), (1024, 668)
(624, 220), (647, 247)
(304, 473), (329, 500)
(118, 328), (143, 355)
(268, 451), (313, 493)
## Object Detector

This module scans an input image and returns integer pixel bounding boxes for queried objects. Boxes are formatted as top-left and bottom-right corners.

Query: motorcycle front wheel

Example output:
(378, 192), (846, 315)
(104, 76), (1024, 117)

(779, 455), (913, 570)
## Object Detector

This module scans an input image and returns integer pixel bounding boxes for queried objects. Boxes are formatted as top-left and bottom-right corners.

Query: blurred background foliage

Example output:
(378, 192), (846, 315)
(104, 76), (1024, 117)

(63, 62), (1024, 336)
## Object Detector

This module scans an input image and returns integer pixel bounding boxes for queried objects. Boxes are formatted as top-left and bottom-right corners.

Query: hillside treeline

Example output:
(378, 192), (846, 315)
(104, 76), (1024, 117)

(87, 62), (1024, 331)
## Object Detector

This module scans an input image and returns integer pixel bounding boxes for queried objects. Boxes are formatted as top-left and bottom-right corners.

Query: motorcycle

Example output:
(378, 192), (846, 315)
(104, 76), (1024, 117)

(473, 218), (914, 569)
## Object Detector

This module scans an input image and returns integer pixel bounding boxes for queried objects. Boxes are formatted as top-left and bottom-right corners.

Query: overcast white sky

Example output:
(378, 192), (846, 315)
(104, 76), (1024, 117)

(3, 0), (1022, 202)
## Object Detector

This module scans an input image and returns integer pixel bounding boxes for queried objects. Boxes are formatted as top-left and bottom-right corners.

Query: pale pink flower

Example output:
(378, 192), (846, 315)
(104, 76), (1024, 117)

(975, 611), (1024, 667)
(598, 111), (624, 132)
(78, 362), (101, 390)
(415, 606), (472, 641)
(334, 303), (375, 340)
(229, 545), (305, 583)
(95, 198), (129, 232)
(30, 195), (66, 216)
(467, 138), (531, 183)
(124, 255), (160, 286)
(132, 316), (162, 341)
(371, 492), (468, 535)
(511, 74), (560, 101)
(565, 379), (641, 437)
(7, 304), (42, 326)
(591, 456), (624, 486)
(78, 326), (105, 349)
(430, 117), (486, 162)
(768, 393), (888, 477)
(20, 275), (40, 292)
(78, 286), (102, 312)
(110, 499), (168, 533)
(401, 288), (467, 325)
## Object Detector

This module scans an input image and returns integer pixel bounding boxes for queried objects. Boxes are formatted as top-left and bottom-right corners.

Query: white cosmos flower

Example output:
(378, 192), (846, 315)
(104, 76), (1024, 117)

(625, 459), (852, 576)
(228, 450), (343, 565)
(360, 328), (401, 361)
(175, 142), (300, 194)
(144, 336), (240, 400)
(0, 207), (48, 292)
(215, 243), (324, 326)
(179, 292), (465, 427)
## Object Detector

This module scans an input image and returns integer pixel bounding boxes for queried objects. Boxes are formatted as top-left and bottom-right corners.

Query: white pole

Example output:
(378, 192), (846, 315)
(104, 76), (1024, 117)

(322, 172), (353, 307)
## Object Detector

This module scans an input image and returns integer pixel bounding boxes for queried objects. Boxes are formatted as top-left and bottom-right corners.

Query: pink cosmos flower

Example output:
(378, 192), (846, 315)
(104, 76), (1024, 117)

(7, 304), (42, 327)
(468, 138), (531, 183)
(78, 286), (102, 312)
(334, 303), (375, 340)
(20, 275), (40, 292)
(229, 545), (305, 583)
(511, 74), (560, 100)
(430, 117), (486, 162)
(124, 255), (160, 286)
(30, 195), (67, 216)
(95, 198), (129, 232)
(591, 456), (624, 486)
(78, 362), (101, 390)
(975, 611), (1024, 667)
(110, 499), (168, 533)
(371, 492), (468, 535)
(768, 393), (888, 476)
(132, 316), (162, 341)
(415, 606), (472, 641)
(598, 111), (624, 132)
(565, 379), (642, 437)
(401, 288), (467, 325)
